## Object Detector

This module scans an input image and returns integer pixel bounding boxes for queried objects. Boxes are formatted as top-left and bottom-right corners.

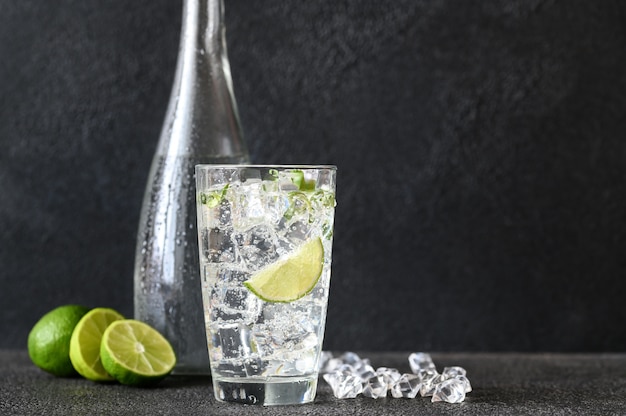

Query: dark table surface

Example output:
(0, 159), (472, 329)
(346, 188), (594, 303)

(2, 350), (625, 415)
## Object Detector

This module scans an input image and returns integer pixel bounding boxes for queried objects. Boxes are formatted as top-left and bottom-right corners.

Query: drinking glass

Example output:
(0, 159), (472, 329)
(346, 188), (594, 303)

(195, 165), (337, 405)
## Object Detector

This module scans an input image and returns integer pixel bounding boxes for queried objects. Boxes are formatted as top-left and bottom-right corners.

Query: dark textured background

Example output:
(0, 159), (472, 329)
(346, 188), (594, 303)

(2, 0), (626, 352)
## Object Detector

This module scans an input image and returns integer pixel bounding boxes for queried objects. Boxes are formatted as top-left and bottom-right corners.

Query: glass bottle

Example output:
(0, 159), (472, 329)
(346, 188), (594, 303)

(133, 0), (249, 374)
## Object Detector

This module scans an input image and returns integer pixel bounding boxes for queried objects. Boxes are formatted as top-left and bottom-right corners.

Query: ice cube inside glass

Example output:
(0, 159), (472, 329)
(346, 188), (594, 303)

(195, 165), (337, 405)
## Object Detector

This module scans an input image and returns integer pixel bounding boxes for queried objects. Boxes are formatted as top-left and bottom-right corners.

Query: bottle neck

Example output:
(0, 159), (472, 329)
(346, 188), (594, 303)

(183, 0), (225, 56)
(158, 0), (249, 162)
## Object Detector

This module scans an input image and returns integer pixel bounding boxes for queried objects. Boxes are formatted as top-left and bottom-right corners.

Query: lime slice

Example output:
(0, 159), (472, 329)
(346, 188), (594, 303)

(28, 304), (90, 377)
(100, 319), (176, 386)
(244, 237), (324, 303)
(69, 307), (124, 381)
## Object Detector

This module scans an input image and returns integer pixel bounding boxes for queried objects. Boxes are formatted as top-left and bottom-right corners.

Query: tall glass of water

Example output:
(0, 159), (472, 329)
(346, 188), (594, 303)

(195, 165), (337, 405)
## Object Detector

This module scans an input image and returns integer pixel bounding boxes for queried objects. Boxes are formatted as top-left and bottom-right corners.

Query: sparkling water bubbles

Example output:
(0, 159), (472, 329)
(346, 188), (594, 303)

(207, 280), (261, 323)
(235, 224), (280, 271)
(209, 322), (253, 364)
(200, 227), (237, 264)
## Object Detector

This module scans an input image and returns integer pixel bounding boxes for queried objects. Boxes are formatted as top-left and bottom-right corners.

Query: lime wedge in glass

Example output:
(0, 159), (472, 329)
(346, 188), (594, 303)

(100, 319), (176, 386)
(69, 307), (124, 381)
(244, 237), (324, 303)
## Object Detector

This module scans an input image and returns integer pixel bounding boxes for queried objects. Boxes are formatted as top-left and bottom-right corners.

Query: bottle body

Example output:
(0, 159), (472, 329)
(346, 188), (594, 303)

(133, 0), (249, 374)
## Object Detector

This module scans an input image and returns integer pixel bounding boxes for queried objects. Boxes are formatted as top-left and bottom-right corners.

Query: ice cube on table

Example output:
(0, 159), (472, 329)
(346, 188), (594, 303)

(418, 369), (444, 397)
(362, 375), (388, 399)
(456, 375), (473, 393)
(319, 351), (472, 403)
(321, 357), (343, 374)
(442, 366), (467, 378)
(390, 373), (421, 399)
(409, 352), (436, 373)
(431, 378), (467, 403)
(354, 363), (376, 381)
(323, 371), (364, 399)
(376, 367), (402, 388)
(339, 351), (363, 366)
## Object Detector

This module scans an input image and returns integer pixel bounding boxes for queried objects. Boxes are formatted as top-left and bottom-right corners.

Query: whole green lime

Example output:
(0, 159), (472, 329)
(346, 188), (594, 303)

(27, 304), (90, 377)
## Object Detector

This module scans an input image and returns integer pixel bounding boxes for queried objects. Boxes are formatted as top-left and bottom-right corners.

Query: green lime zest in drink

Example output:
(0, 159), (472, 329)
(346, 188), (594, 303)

(199, 184), (230, 208)
(289, 169), (316, 191)
(311, 190), (336, 208)
(284, 191), (312, 221)
(244, 237), (324, 303)
(268, 168), (279, 180)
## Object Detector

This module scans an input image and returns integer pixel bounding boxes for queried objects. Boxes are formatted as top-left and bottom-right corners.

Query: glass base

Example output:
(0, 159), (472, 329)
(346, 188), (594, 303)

(213, 376), (318, 405)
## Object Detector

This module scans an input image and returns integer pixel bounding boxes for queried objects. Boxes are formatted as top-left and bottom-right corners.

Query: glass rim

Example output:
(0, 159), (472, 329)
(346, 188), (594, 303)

(195, 164), (337, 170)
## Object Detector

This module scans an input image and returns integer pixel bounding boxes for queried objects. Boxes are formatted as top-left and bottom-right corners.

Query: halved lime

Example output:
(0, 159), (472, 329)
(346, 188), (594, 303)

(244, 237), (324, 303)
(100, 319), (176, 386)
(69, 307), (124, 381)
